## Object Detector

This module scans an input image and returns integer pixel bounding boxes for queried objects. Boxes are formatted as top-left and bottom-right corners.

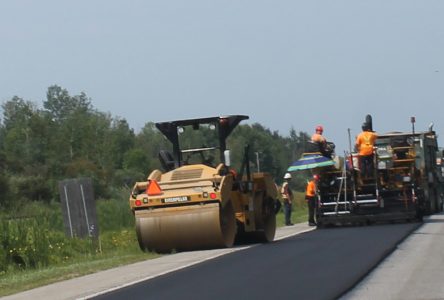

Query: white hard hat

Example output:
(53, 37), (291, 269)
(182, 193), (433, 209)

(284, 173), (292, 179)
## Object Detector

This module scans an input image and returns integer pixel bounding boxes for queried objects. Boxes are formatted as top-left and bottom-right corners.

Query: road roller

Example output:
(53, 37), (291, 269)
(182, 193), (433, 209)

(129, 115), (279, 253)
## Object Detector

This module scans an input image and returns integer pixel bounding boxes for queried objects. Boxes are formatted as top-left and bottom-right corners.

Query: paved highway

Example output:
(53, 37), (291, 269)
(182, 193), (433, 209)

(92, 223), (419, 300)
(341, 213), (444, 300)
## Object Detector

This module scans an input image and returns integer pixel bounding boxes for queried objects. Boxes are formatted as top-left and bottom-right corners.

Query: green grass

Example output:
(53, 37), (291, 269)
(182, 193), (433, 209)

(0, 248), (159, 297)
(0, 227), (159, 297)
(0, 197), (152, 297)
(276, 191), (309, 226)
(276, 206), (308, 226)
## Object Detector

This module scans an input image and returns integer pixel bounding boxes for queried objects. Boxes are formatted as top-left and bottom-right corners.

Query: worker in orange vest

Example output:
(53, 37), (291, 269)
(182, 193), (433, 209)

(281, 173), (294, 226)
(311, 125), (333, 157)
(355, 123), (378, 178)
(305, 174), (319, 226)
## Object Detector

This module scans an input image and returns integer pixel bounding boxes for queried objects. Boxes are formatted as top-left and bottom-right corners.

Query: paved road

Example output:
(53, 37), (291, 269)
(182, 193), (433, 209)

(92, 223), (419, 300)
(341, 212), (444, 300)
(1, 223), (313, 300)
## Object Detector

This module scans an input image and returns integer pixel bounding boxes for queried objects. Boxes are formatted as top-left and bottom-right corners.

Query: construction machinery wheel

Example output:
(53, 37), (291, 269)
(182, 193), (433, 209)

(135, 201), (236, 253)
(239, 194), (276, 243)
(255, 196), (277, 242)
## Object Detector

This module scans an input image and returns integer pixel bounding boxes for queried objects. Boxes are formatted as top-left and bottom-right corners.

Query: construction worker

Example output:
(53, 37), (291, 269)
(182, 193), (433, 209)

(311, 125), (333, 157)
(311, 125), (327, 146)
(305, 174), (319, 226)
(281, 173), (294, 226)
(355, 123), (378, 178)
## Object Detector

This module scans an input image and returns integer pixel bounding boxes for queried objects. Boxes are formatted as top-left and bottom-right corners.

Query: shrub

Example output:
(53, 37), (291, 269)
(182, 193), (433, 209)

(8, 175), (52, 204)
(96, 191), (135, 232)
(0, 174), (11, 209)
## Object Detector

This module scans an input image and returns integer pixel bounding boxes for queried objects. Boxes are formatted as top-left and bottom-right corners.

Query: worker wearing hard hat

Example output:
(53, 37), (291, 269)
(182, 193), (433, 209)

(355, 123), (378, 178)
(281, 173), (294, 226)
(305, 174), (319, 226)
(311, 125), (327, 145)
(311, 125), (333, 157)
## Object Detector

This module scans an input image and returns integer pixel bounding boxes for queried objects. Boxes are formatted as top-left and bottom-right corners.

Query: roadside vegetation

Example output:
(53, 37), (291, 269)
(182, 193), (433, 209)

(0, 196), (157, 296)
(0, 86), (312, 296)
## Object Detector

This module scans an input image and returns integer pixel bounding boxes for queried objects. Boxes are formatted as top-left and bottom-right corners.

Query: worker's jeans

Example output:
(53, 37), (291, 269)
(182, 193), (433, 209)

(283, 200), (292, 225)
(306, 196), (316, 224)
(361, 154), (374, 178)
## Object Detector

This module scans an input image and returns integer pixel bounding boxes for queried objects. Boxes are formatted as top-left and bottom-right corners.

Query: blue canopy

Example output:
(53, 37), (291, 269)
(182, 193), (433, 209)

(287, 153), (335, 171)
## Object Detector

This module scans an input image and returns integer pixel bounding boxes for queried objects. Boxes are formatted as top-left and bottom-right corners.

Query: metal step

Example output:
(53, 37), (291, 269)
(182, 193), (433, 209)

(360, 183), (376, 188)
(323, 211), (351, 215)
(356, 199), (378, 204)
(356, 194), (375, 199)
(322, 201), (350, 206)
(321, 199), (378, 206)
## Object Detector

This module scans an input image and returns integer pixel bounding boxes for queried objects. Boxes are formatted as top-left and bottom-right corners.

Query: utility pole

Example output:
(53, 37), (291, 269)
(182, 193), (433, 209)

(255, 152), (260, 172)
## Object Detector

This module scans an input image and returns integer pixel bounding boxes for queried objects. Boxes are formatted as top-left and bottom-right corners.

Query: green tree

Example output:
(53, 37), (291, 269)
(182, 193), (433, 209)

(44, 85), (91, 122)
(0, 174), (10, 208)
(1, 97), (42, 172)
(0, 87), (313, 207)
(134, 122), (171, 171)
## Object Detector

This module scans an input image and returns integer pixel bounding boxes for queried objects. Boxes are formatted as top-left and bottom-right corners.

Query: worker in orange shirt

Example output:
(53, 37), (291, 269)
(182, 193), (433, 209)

(311, 125), (327, 147)
(305, 174), (319, 226)
(311, 125), (333, 157)
(355, 123), (378, 178)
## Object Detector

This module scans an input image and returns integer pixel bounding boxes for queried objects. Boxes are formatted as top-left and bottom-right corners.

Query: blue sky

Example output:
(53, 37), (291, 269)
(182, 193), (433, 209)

(1, 1), (443, 153)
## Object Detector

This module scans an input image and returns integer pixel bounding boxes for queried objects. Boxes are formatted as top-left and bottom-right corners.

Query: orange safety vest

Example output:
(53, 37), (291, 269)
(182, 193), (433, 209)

(281, 181), (293, 200)
(305, 180), (316, 197)
(356, 131), (377, 156)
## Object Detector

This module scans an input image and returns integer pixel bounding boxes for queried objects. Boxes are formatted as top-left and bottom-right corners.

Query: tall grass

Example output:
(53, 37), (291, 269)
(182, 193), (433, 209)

(0, 217), (72, 272)
(0, 188), (137, 275)
(0, 214), (117, 273)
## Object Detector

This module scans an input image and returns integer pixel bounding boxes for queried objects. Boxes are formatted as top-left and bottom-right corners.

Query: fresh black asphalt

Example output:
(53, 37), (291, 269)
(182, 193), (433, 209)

(93, 222), (420, 300)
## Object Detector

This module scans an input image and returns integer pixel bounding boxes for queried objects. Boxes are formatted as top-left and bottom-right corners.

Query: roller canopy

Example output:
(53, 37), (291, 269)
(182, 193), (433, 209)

(155, 115), (249, 166)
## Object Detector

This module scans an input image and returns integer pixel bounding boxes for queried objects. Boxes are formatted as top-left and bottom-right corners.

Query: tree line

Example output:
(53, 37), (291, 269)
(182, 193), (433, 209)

(0, 85), (310, 210)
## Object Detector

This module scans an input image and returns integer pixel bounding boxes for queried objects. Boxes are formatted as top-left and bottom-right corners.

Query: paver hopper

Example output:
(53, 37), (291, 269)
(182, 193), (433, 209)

(129, 115), (278, 253)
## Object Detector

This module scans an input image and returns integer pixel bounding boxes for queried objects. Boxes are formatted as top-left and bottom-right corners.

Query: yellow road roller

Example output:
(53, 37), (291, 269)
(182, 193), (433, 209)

(129, 115), (279, 253)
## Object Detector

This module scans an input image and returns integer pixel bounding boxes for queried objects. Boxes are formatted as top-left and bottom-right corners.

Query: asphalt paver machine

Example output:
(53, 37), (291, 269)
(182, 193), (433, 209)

(316, 124), (443, 227)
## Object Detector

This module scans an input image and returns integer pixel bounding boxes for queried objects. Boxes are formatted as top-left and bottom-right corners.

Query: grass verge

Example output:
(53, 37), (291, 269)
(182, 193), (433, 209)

(0, 246), (159, 297)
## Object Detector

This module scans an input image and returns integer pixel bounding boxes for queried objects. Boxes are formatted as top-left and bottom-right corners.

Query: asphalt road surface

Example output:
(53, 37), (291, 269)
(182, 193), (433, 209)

(341, 213), (444, 300)
(93, 222), (420, 300)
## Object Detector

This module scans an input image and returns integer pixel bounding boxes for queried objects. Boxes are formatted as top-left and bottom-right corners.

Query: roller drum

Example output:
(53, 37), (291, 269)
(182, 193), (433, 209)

(136, 202), (236, 253)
